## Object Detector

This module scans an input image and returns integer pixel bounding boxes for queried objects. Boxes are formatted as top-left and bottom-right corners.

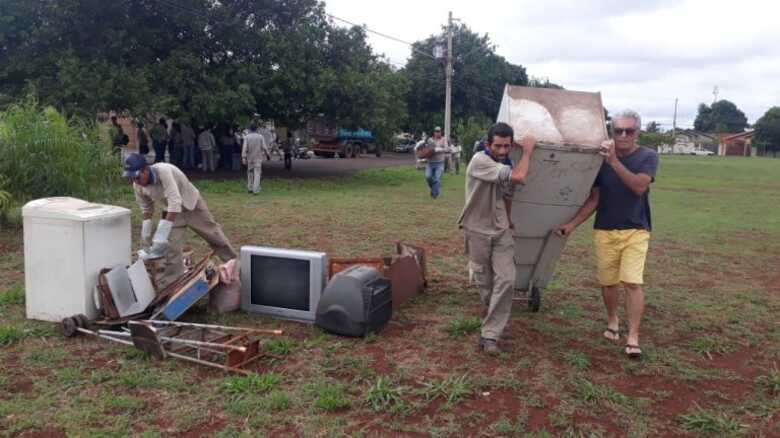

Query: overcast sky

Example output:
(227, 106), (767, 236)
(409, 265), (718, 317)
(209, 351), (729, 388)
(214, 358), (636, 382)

(324, 0), (779, 129)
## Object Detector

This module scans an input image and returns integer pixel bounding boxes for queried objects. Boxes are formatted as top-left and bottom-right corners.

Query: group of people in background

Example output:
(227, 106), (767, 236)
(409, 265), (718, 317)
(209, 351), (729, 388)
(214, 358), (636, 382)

(110, 116), (278, 175)
(136, 119), (251, 173)
(111, 116), (278, 195)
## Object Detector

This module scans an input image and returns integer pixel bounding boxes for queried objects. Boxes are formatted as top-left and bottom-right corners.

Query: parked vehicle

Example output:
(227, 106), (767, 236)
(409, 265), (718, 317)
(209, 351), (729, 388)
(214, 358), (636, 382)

(307, 119), (380, 158)
(691, 149), (715, 156)
(394, 140), (415, 153)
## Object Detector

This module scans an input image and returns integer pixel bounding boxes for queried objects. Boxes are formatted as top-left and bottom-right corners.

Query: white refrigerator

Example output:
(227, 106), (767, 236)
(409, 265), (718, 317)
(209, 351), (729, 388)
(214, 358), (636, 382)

(22, 197), (131, 322)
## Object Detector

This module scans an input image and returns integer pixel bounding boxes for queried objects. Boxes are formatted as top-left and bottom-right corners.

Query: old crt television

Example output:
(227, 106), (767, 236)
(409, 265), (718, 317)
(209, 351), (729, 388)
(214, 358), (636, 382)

(240, 246), (328, 322)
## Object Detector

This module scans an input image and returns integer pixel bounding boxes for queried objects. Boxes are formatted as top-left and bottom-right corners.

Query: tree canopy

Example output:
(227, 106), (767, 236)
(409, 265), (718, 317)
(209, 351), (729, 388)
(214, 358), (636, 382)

(0, 1), (561, 143)
(402, 23), (530, 135)
(0, 0), (408, 141)
(693, 100), (749, 133)
(753, 106), (780, 155)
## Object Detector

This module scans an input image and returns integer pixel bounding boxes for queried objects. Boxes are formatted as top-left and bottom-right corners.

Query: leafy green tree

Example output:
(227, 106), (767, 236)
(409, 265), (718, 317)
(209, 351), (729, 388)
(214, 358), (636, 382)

(638, 131), (674, 150)
(0, 0), (407, 138)
(403, 23), (528, 134)
(528, 77), (564, 89)
(694, 100), (748, 133)
(454, 116), (492, 162)
(645, 121), (661, 133)
(753, 106), (780, 157)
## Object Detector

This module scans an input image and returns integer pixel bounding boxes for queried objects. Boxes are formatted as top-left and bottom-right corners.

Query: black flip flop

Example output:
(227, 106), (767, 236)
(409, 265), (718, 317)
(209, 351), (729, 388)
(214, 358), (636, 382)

(625, 344), (642, 360)
(603, 328), (620, 342)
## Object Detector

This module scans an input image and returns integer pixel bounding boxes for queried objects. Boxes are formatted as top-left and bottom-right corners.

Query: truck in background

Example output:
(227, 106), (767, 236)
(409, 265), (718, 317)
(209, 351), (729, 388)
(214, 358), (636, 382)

(307, 119), (381, 158)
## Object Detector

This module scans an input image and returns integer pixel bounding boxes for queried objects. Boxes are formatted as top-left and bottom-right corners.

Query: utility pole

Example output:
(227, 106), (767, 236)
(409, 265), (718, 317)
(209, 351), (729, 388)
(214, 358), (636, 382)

(672, 98), (678, 153)
(444, 11), (453, 147)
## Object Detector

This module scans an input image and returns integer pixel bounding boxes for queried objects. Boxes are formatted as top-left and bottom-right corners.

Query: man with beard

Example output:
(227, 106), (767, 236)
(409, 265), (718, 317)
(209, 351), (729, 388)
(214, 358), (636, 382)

(457, 122), (536, 354)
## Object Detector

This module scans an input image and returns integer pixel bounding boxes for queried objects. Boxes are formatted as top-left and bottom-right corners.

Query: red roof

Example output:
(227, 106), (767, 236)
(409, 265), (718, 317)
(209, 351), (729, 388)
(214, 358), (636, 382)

(722, 130), (754, 141)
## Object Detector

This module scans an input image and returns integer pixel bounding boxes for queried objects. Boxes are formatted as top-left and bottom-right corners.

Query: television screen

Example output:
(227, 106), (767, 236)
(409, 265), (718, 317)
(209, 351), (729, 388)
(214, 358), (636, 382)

(240, 245), (328, 322)
(250, 255), (310, 311)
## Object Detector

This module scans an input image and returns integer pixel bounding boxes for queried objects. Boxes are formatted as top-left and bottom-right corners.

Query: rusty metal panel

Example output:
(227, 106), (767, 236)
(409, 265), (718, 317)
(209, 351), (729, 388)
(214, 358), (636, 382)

(329, 258), (386, 278)
(388, 255), (425, 310)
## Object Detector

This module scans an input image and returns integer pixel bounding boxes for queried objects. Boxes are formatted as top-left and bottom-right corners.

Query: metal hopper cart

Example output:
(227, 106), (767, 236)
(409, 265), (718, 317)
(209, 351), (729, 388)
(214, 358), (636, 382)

(496, 85), (607, 311)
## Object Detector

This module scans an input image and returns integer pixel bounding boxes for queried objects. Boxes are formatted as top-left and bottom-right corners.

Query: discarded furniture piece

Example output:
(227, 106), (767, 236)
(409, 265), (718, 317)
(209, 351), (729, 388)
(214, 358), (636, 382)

(151, 263), (219, 321)
(329, 257), (386, 278)
(22, 197), (131, 322)
(100, 260), (156, 318)
(61, 315), (282, 374)
(328, 242), (427, 312)
(496, 85), (606, 311)
(93, 252), (216, 326)
(390, 241), (427, 309)
(315, 266), (392, 337)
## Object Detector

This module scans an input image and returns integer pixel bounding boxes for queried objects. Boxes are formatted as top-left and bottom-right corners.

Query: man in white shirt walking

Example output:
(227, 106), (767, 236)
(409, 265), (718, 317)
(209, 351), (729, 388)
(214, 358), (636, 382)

(242, 124), (270, 194)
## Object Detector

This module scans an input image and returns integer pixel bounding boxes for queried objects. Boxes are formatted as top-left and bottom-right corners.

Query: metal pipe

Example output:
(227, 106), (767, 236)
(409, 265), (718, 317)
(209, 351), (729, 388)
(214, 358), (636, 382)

(77, 328), (134, 346)
(112, 325), (246, 352)
(157, 337), (247, 352)
(140, 320), (282, 335)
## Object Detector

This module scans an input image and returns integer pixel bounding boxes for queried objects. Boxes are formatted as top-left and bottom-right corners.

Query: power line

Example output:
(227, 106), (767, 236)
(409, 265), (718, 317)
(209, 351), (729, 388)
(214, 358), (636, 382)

(326, 13), (436, 60)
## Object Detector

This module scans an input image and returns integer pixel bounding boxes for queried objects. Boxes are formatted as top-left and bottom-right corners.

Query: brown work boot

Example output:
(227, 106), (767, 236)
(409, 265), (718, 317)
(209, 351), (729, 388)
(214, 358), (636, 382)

(479, 337), (500, 355)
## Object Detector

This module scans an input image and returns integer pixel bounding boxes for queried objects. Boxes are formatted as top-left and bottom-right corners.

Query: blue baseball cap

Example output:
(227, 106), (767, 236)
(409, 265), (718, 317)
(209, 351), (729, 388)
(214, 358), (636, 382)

(122, 153), (149, 178)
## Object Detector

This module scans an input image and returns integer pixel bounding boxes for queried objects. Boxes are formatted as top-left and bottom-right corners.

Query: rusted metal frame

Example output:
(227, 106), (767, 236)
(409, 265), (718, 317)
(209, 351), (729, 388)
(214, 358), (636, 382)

(226, 341), (263, 369)
(73, 327), (259, 375)
(162, 349), (252, 375)
(126, 323), (249, 352)
(223, 332), (253, 345)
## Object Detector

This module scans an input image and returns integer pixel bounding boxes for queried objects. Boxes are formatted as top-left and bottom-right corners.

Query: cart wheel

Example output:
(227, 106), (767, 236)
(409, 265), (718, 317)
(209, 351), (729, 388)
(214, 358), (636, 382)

(75, 314), (89, 329)
(529, 287), (541, 312)
(62, 317), (78, 337)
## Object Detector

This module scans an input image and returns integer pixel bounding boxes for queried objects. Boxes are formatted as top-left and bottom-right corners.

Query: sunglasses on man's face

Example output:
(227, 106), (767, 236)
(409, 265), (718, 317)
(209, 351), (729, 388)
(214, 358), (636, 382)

(614, 128), (636, 136)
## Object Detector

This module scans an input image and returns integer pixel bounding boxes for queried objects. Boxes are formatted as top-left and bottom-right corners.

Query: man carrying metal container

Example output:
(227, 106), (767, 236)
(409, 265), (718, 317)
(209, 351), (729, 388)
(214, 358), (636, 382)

(555, 110), (658, 360)
(457, 122), (536, 355)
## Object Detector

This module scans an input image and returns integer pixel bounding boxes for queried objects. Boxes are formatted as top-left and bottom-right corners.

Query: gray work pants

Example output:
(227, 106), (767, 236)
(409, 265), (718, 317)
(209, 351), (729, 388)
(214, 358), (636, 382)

(247, 164), (263, 193)
(160, 197), (237, 288)
(465, 229), (516, 340)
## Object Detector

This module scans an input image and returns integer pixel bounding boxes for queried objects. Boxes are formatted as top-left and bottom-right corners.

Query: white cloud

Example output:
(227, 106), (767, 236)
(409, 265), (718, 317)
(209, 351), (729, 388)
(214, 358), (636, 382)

(324, 0), (780, 125)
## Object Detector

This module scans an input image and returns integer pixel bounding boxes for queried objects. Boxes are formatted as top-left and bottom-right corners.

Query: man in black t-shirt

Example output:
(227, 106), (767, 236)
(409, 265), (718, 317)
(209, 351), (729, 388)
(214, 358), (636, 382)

(555, 109), (659, 360)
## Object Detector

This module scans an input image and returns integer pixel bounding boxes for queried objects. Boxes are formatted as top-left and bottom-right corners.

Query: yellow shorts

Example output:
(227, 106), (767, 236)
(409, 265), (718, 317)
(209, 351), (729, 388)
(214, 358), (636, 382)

(593, 229), (650, 286)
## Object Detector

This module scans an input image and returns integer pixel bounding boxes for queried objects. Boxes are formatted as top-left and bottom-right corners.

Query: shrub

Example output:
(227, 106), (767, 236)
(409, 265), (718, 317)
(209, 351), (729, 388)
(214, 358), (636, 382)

(0, 175), (11, 221)
(0, 98), (119, 202)
(454, 116), (492, 163)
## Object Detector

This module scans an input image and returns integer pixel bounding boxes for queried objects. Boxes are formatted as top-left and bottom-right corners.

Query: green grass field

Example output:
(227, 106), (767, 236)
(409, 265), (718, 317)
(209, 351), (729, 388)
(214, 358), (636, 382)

(1, 155), (778, 437)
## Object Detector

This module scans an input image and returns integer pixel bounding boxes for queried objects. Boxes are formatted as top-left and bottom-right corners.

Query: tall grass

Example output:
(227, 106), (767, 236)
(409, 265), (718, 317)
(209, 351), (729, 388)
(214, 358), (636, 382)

(0, 99), (119, 202)
(0, 175), (11, 219)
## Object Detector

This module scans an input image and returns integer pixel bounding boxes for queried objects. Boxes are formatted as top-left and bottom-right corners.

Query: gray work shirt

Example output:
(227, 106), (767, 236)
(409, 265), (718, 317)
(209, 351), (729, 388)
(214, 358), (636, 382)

(457, 152), (518, 236)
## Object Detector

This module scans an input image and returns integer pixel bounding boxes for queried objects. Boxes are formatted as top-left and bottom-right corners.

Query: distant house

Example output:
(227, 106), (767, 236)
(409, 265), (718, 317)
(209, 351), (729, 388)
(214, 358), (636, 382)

(718, 131), (754, 156)
(658, 130), (717, 154)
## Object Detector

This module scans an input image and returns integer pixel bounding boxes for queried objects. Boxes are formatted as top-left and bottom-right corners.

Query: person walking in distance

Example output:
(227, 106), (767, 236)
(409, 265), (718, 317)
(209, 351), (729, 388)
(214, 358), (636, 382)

(418, 126), (448, 198)
(242, 124), (270, 194)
